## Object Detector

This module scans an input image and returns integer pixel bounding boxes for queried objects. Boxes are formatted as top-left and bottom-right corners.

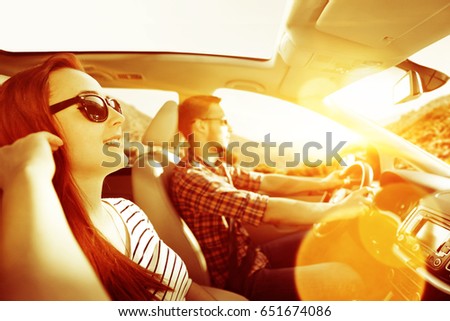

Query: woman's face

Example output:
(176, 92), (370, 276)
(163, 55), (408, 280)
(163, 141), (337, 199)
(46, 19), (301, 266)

(48, 68), (126, 176)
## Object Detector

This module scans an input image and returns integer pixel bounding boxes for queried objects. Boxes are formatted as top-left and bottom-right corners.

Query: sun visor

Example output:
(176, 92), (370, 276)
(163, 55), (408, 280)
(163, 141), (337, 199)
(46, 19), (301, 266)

(316, 0), (450, 48)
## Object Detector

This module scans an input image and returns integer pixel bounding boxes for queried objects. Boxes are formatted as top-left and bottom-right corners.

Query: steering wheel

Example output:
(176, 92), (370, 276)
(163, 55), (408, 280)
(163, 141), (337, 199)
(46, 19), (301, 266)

(312, 161), (374, 238)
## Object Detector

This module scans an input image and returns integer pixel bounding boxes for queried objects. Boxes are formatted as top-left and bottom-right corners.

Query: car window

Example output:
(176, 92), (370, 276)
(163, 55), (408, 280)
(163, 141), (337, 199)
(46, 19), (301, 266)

(214, 88), (362, 173)
(2, 0), (290, 59)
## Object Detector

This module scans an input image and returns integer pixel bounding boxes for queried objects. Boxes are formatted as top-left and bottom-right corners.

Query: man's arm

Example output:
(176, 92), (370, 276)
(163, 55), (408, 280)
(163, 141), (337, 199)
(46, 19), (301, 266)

(173, 164), (370, 228)
(259, 170), (344, 196)
(171, 166), (268, 226)
(263, 188), (372, 226)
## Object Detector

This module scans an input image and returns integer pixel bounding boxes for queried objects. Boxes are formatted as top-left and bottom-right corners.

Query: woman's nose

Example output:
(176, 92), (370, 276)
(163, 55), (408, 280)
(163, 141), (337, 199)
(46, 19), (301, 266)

(108, 106), (125, 126)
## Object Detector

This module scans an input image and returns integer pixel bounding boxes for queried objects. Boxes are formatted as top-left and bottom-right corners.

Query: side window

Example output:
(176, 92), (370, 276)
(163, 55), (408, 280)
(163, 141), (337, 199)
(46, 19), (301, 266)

(214, 88), (361, 175)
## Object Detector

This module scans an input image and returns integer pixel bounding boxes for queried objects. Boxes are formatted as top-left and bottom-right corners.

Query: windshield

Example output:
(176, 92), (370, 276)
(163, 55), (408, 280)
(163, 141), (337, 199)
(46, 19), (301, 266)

(326, 36), (450, 125)
(325, 36), (450, 165)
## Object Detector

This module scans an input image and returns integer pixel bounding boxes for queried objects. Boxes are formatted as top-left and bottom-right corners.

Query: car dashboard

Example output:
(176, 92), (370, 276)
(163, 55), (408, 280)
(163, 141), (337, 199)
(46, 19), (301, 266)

(375, 170), (450, 300)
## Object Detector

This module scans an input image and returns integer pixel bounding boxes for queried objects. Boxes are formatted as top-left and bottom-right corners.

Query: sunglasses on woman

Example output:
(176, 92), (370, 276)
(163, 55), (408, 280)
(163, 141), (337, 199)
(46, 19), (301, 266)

(50, 93), (122, 123)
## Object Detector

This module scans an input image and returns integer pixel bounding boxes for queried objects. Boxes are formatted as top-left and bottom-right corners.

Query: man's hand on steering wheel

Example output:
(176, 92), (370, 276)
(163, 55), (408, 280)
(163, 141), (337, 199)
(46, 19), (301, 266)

(320, 170), (346, 190)
(313, 187), (375, 237)
(321, 160), (374, 191)
(324, 187), (374, 222)
(333, 187), (374, 219)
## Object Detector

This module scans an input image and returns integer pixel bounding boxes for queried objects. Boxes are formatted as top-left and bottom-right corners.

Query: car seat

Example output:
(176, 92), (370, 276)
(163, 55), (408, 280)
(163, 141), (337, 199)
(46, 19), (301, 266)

(131, 101), (246, 300)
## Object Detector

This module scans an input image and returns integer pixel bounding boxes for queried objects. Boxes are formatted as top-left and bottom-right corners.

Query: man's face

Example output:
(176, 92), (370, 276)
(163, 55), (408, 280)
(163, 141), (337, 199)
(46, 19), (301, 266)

(203, 103), (231, 149)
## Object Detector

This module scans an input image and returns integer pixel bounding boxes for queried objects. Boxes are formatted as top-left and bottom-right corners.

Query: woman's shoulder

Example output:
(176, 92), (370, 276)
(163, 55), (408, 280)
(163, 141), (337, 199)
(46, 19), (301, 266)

(103, 197), (157, 233)
(102, 197), (134, 210)
(102, 198), (147, 219)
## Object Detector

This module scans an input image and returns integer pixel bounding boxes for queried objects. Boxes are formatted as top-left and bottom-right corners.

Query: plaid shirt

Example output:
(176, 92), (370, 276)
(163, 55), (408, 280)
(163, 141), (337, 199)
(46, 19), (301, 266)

(170, 156), (270, 288)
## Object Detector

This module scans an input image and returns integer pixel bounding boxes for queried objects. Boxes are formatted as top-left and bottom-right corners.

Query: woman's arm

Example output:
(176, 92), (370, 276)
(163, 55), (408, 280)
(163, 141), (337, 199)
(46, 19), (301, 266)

(185, 282), (217, 300)
(0, 132), (109, 300)
(186, 282), (247, 301)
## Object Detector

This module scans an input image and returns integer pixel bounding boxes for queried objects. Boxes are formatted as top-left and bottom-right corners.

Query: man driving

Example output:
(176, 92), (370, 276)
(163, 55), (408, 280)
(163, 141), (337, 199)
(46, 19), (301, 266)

(170, 95), (372, 300)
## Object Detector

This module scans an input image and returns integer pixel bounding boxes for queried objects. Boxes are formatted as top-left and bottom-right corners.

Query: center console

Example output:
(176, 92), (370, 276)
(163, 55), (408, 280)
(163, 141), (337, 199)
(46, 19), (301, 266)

(391, 190), (450, 299)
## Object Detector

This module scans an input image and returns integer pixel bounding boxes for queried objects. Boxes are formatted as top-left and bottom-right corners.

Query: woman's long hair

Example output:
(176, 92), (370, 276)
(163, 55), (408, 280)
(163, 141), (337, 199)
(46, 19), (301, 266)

(0, 53), (170, 300)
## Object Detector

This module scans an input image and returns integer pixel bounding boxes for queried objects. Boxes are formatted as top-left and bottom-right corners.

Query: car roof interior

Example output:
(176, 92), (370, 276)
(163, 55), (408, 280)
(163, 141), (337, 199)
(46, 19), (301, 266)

(1, 0), (450, 302)
(1, 0), (449, 107)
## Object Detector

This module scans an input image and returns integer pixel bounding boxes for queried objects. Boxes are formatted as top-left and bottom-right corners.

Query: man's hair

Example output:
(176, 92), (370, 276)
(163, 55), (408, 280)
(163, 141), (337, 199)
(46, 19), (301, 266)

(178, 95), (221, 137)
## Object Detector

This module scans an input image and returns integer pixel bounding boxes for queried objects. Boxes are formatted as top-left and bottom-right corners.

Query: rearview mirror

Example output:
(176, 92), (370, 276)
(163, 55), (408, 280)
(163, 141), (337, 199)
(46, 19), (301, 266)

(394, 59), (449, 104)
(393, 70), (422, 104)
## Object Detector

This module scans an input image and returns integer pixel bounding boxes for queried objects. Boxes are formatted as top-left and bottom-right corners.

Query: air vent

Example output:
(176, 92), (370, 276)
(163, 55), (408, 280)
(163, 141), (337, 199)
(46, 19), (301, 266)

(84, 66), (114, 82)
(117, 73), (144, 80)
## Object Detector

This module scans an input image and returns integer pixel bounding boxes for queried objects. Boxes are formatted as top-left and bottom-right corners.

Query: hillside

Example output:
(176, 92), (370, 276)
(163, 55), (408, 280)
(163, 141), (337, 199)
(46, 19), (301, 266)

(386, 95), (450, 164)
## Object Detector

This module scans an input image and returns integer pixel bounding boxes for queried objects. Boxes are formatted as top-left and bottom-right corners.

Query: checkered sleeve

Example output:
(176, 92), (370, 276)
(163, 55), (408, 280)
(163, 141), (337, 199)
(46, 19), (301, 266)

(229, 166), (264, 193)
(173, 167), (268, 227)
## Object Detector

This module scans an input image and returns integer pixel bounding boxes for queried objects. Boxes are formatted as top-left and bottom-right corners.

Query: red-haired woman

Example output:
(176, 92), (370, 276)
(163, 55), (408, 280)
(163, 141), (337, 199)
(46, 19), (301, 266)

(0, 54), (210, 300)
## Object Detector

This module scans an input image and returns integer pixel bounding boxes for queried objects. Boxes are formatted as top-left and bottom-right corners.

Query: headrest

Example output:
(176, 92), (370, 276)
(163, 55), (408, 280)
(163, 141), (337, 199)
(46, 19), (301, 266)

(0, 75), (10, 85)
(141, 100), (179, 146)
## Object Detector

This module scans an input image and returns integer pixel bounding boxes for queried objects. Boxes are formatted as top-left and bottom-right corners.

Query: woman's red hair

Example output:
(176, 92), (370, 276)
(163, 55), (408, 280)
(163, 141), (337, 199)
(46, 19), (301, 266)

(0, 53), (170, 300)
